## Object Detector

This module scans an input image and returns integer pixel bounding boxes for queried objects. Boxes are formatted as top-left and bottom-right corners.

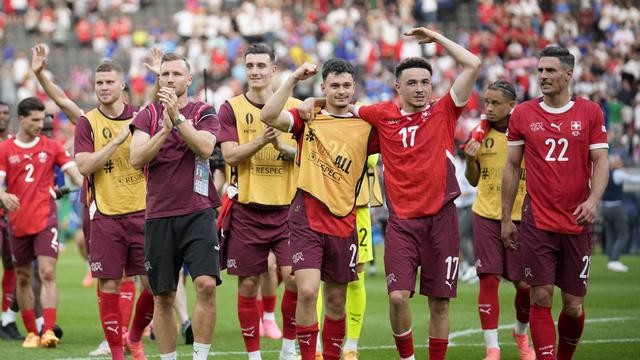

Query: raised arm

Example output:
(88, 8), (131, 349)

(143, 47), (163, 105)
(404, 27), (481, 105)
(261, 63), (318, 132)
(501, 144), (524, 249)
(130, 110), (173, 169)
(31, 43), (83, 124)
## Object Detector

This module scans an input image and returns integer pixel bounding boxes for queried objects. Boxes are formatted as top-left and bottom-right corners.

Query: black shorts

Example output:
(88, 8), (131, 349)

(144, 208), (221, 295)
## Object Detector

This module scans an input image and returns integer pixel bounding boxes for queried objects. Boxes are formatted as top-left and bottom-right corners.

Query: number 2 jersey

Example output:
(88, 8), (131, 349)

(0, 136), (74, 236)
(506, 97), (608, 234)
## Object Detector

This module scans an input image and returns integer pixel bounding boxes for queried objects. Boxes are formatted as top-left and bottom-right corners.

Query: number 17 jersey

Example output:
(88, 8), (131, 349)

(507, 97), (608, 234)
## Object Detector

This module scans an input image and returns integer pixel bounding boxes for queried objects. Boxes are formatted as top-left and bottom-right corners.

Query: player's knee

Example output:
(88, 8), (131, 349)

(297, 285), (318, 305)
(562, 304), (583, 319)
(16, 269), (31, 287)
(238, 276), (260, 297)
(429, 298), (449, 320)
(324, 292), (346, 316)
(388, 291), (409, 310)
(194, 276), (217, 300)
(530, 286), (553, 306)
(39, 267), (56, 283)
(154, 293), (174, 310)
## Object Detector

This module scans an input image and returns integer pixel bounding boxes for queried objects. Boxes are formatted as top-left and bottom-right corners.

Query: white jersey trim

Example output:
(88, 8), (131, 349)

(450, 88), (469, 108)
(60, 161), (76, 171)
(589, 143), (609, 150)
(0, 170), (5, 178)
(14, 137), (41, 149)
(539, 100), (575, 114)
(508, 140), (525, 146)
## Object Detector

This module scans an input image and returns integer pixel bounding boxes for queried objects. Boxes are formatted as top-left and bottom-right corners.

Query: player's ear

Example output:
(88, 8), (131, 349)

(320, 81), (326, 95)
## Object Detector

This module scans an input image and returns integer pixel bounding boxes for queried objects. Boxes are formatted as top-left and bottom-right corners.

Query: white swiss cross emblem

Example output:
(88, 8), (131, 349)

(571, 121), (581, 131)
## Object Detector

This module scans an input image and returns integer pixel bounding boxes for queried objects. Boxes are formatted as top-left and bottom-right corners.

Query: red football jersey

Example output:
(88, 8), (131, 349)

(356, 90), (466, 219)
(0, 136), (74, 236)
(507, 97), (608, 234)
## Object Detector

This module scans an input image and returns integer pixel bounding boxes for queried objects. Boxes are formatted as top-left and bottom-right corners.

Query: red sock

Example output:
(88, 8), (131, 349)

(98, 292), (125, 357)
(238, 294), (260, 352)
(119, 280), (136, 333)
(529, 305), (556, 360)
(393, 329), (414, 358)
(21, 308), (38, 334)
(263, 295), (276, 314)
(322, 315), (345, 360)
(42, 308), (57, 333)
(515, 286), (531, 324)
(1, 269), (15, 312)
(128, 289), (154, 342)
(281, 289), (298, 340)
(297, 323), (319, 360)
(429, 337), (449, 360)
(478, 274), (500, 329)
(558, 309), (585, 360)
(256, 298), (264, 320)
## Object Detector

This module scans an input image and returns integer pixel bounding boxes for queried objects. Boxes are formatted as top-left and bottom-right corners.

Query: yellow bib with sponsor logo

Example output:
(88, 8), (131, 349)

(85, 108), (146, 216)
(356, 154), (383, 207)
(472, 128), (526, 220)
(297, 111), (372, 217)
(226, 95), (301, 206)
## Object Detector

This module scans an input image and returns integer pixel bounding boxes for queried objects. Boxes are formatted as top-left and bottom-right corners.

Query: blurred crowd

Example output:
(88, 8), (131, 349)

(1, 0), (640, 256)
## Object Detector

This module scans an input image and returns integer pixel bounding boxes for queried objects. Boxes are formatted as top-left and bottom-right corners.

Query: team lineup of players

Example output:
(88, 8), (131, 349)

(0, 25), (608, 360)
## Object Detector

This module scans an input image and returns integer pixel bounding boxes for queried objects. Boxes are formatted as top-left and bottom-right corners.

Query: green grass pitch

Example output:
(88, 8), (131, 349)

(0, 245), (638, 359)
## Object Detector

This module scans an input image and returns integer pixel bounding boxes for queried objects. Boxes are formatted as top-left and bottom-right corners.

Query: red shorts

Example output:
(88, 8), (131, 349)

(384, 201), (460, 298)
(9, 211), (59, 267)
(88, 213), (145, 279)
(288, 195), (358, 284)
(519, 198), (592, 297)
(222, 202), (291, 277)
(472, 214), (525, 282)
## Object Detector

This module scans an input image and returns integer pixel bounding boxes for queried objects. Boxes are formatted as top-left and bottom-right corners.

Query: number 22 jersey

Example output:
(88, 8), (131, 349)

(0, 136), (74, 236)
(507, 97), (608, 234)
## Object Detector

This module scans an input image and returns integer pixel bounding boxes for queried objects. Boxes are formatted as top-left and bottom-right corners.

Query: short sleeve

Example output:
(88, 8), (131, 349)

(506, 105), (525, 146)
(355, 104), (382, 126)
(130, 105), (153, 135)
(589, 105), (609, 150)
(53, 141), (74, 170)
(216, 102), (239, 143)
(288, 108), (305, 140)
(74, 116), (95, 154)
(195, 107), (220, 136)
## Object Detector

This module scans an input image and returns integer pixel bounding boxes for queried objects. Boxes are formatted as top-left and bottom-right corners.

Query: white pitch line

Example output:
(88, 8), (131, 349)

(54, 317), (640, 360)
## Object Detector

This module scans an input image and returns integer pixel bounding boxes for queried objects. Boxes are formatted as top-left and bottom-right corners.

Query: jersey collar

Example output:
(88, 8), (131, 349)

(14, 136), (41, 149)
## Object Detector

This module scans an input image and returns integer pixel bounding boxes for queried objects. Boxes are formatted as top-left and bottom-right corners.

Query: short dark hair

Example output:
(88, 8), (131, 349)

(321, 58), (355, 80)
(539, 46), (575, 69)
(487, 80), (516, 101)
(395, 57), (433, 79)
(162, 53), (191, 72)
(17, 97), (45, 117)
(95, 60), (124, 74)
(245, 43), (276, 63)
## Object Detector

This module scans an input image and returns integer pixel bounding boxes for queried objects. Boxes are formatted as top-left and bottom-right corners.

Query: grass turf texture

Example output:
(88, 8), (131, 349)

(0, 245), (638, 359)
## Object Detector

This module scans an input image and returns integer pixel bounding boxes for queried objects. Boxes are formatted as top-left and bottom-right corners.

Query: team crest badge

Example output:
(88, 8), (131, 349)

(8, 155), (19, 164)
(38, 152), (47, 163)
(530, 122), (543, 132)
(571, 121), (581, 136)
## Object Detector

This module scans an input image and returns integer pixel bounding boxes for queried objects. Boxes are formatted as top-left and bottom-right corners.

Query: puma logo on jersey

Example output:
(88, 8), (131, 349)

(550, 123), (561, 131)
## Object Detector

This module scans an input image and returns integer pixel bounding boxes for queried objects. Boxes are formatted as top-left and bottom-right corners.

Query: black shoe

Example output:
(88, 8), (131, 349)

(2, 322), (24, 340)
(181, 320), (193, 345)
(53, 324), (63, 340)
(0, 324), (9, 340)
